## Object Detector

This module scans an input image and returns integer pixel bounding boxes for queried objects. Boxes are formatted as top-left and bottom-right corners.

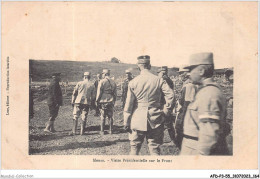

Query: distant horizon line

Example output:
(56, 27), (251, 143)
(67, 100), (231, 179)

(29, 59), (234, 69)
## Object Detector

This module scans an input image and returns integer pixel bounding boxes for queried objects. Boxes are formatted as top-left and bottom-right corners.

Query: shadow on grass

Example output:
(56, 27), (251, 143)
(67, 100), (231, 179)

(86, 125), (126, 134)
(29, 134), (66, 141)
(29, 139), (129, 154)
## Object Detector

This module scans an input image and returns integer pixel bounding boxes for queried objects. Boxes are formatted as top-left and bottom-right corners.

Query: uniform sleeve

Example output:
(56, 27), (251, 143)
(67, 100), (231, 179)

(48, 84), (55, 104)
(167, 78), (174, 90)
(161, 79), (175, 112)
(197, 94), (222, 155)
(71, 83), (78, 104)
(179, 86), (186, 107)
(123, 83), (136, 126)
(53, 83), (62, 106)
(96, 80), (103, 102)
(57, 85), (63, 105)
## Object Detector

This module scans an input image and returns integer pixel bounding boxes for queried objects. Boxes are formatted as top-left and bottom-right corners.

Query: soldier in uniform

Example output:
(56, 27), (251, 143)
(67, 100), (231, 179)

(157, 66), (176, 143)
(181, 52), (228, 155)
(96, 69), (117, 135)
(121, 70), (133, 109)
(70, 72), (96, 135)
(124, 56), (175, 155)
(44, 73), (62, 133)
(94, 73), (102, 116)
(175, 68), (197, 149)
(94, 73), (102, 88)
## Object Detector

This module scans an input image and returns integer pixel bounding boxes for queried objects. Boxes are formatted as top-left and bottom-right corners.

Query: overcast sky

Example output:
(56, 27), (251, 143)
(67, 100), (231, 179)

(3, 2), (256, 69)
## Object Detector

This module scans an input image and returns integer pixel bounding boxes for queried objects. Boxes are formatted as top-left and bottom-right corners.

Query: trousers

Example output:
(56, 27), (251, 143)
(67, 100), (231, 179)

(129, 124), (164, 155)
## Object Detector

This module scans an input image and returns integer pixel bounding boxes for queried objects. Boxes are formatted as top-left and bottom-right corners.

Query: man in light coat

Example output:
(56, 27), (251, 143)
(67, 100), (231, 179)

(70, 72), (96, 135)
(96, 69), (117, 135)
(124, 55), (175, 155)
(181, 52), (229, 155)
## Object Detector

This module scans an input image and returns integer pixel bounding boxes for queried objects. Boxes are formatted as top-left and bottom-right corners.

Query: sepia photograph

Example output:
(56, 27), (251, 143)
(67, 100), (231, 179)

(1, 1), (258, 172)
(29, 58), (233, 156)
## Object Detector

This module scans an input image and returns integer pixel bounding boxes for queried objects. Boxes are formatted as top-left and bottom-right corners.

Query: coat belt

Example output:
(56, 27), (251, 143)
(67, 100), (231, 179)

(183, 134), (198, 141)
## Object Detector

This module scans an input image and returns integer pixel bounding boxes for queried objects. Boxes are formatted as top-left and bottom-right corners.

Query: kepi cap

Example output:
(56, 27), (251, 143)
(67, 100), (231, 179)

(137, 55), (150, 64)
(102, 69), (110, 74)
(125, 69), (131, 74)
(157, 66), (168, 73)
(84, 72), (91, 76)
(184, 52), (214, 69)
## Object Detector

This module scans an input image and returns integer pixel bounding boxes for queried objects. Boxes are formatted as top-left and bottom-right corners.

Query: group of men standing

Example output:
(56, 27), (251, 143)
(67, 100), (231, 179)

(43, 52), (230, 156)
(44, 69), (117, 136)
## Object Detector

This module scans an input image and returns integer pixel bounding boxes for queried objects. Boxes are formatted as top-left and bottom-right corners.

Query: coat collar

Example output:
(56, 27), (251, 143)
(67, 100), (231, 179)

(140, 69), (151, 75)
(202, 78), (214, 86)
(199, 77), (220, 89)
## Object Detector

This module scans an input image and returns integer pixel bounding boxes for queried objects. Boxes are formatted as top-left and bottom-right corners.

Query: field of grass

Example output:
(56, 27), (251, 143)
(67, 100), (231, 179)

(29, 60), (233, 155)
(29, 86), (233, 155)
(30, 60), (165, 82)
(29, 96), (179, 155)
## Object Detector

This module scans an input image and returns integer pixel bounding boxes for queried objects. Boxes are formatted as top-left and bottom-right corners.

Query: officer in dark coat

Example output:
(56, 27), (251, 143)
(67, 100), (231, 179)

(157, 66), (176, 143)
(121, 70), (133, 109)
(44, 73), (62, 133)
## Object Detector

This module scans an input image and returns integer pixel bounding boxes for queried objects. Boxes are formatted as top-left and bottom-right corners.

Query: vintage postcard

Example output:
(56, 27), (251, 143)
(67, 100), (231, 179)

(1, 1), (258, 170)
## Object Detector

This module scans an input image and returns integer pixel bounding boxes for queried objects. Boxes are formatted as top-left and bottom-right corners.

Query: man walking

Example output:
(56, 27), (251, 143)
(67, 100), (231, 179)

(124, 56), (175, 155)
(70, 72), (96, 135)
(44, 73), (62, 133)
(96, 69), (117, 135)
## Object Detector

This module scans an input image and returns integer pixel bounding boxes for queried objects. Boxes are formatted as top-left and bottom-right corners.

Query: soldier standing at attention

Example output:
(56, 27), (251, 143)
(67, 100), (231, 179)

(44, 73), (62, 133)
(121, 70), (133, 109)
(96, 69), (117, 135)
(124, 56), (175, 155)
(70, 72), (96, 135)
(175, 68), (197, 149)
(157, 66), (176, 144)
(181, 52), (228, 155)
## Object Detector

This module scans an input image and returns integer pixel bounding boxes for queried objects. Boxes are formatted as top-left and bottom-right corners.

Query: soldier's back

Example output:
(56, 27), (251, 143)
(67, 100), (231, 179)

(77, 80), (94, 91)
(98, 77), (117, 103)
(129, 70), (162, 106)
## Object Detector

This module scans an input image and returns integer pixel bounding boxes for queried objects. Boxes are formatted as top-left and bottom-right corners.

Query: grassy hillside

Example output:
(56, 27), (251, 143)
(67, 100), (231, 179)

(30, 60), (164, 82)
